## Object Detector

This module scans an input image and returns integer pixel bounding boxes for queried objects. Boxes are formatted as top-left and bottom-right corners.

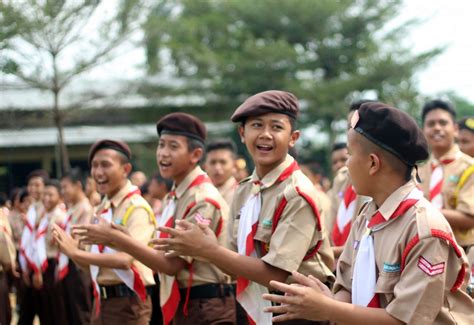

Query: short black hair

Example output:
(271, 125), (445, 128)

(206, 139), (237, 155)
(9, 187), (28, 204)
(303, 161), (323, 175)
(349, 99), (377, 112)
(151, 172), (173, 191)
(61, 167), (86, 189)
(0, 193), (7, 207)
(332, 142), (347, 152)
(45, 179), (61, 194)
(421, 99), (456, 123)
(140, 181), (150, 196)
(27, 169), (49, 184)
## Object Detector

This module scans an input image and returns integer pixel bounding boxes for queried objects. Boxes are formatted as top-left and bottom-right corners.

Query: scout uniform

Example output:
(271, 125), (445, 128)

(62, 197), (94, 325)
(328, 166), (369, 247)
(155, 113), (235, 325)
(0, 208), (16, 325)
(217, 175), (238, 207)
(8, 208), (25, 250)
(229, 91), (335, 324)
(335, 102), (473, 324)
(91, 180), (155, 325)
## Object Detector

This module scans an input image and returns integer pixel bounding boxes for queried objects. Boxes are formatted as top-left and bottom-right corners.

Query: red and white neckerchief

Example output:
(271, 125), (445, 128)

(19, 206), (48, 275)
(157, 173), (213, 325)
(236, 160), (300, 325)
(352, 187), (423, 308)
(90, 187), (147, 317)
(332, 184), (357, 246)
(429, 152), (460, 209)
(56, 207), (76, 281)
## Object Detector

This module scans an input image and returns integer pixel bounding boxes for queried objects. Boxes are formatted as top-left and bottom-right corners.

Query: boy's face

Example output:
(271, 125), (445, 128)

(27, 176), (45, 202)
(91, 149), (130, 198)
(423, 108), (457, 153)
(43, 186), (61, 212)
(204, 149), (236, 187)
(331, 148), (349, 174)
(458, 129), (474, 157)
(60, 178), (81, 204)
(156, 134), (201, 184)
(239, 113), (299, 176)
(346, 129), (371, 196)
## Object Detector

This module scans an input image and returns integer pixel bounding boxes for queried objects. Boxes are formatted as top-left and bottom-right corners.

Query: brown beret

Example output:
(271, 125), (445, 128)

(88, 139), (131, 165)
(351, 102), (429, 166)
(231, 90), (299, 122)
(156, 112), (207, 143)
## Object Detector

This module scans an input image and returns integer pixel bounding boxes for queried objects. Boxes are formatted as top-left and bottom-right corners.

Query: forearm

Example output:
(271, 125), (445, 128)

(71, 250), (132, 270)
(441, 209), (474, 230)
(334, 289), (351, 303)
(114, 232), (185, 275)
(327, 300), (402, 325)
(206, 245), (288, 287)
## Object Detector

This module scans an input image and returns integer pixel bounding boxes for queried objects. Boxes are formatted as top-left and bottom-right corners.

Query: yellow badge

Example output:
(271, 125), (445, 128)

(466, 118), (474, 130)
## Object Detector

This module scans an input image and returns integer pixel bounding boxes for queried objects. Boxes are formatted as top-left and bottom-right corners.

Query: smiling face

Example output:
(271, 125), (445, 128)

(204, 149), (236, 187)
(331, 147), (349, 174)
(156, 134), (202, 185)
(90, 149), (131, 198)
(27, 176), (45, 202)
(43, 185), (61, 212)
(239, 113), (299, 178)
(458, 129), (474, 157)
(423, 108), (458, 157)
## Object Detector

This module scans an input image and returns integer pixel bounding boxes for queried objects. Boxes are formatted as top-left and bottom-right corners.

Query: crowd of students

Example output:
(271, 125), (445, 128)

(0, 92), (473, 325)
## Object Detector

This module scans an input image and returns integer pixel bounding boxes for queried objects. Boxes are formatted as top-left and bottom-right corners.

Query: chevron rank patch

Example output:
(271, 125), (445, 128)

(194, 212), (211, 226)
(418, 256), (445, 276)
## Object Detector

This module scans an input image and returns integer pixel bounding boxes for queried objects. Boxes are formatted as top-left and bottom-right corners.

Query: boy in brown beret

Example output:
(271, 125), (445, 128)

(154, 90), (335, 324)
(71, 114), (235, 325)
(53, 139), (156, 325)
(262, 102), (473, 324)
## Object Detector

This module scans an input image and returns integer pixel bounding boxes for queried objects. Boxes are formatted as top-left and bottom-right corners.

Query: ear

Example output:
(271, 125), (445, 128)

(368, 153), (381, 176)
(288, 130), (300, 148)
(453, 121), (459, 139)
(190, 147), (204, 165)
(123, 163), (133, 177)
(238, 125), (245, 143)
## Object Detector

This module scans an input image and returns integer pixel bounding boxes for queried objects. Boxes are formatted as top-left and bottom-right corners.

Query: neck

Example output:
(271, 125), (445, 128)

(174, 165), (197, 187)
(432, 144), (453, 160)
(108, 179), (127, 199)
(255, 157), (286, 179)
(369, 175), (407, 208)
(71, 192), (86, 205)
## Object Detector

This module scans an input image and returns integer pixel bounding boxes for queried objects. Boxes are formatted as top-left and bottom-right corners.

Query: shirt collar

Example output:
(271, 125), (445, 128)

(250, 154), (294, 189)
(217, 176), (238, 193)
(173, 165), (206, 199)
(432, 144), (462, 164)
(109, 180), (133, 208)
(367, 181), (416, 222)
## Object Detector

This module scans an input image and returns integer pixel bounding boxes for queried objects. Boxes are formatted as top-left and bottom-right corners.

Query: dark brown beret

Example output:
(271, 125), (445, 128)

(351, 102), (429, 166)
(88, 139), (131, 165)
(231, 90), (299, 122)
(156, 112), (207, 143)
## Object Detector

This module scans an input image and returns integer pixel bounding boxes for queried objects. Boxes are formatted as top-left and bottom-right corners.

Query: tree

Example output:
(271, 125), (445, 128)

(0, 0), (148, 174)
(143, 0), (441, 158)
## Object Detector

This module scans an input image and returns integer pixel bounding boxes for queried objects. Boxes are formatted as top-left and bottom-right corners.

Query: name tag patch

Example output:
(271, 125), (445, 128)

(448, 175), (460, 183)
(262, 219), (272, 228)
(383, 262), (401, 273)
(418, 256), (445, 276)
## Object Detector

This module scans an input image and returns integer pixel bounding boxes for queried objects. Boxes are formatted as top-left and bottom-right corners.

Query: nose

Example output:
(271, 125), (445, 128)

(258, 125), (272, 139)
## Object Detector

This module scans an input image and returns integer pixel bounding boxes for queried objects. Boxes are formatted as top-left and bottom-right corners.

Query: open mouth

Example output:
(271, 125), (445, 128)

(256, 144), (273, 152)
(96, 180), (108, 186)
(160, 161), (172, 167)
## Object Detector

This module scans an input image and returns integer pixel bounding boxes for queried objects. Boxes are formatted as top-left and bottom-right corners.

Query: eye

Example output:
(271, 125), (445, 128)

(251, 122), (262, 128)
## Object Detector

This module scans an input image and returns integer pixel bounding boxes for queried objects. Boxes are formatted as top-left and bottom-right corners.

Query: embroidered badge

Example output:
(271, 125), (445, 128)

(383, 262), (401, 273)
(262, 219), (272, 228)
(350, 110), (360, 128)
(417, 256), (445, 276)
(194, 212), (211, 226)
(448, 175), (460, 183)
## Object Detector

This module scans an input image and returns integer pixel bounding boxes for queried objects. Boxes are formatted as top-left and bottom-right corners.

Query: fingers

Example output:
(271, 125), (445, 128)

(157, 226), (181, 237)
(269, 280), (302, 296)
(308, 275), (326, 291)
(262, 292), (296, 305)
(164, 250), (181, 258)
(291, 270), (318, 288)
(175, 219), (194, 230)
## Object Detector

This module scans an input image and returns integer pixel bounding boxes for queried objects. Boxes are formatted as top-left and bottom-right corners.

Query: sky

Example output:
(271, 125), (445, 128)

(400, 0), (474, 102)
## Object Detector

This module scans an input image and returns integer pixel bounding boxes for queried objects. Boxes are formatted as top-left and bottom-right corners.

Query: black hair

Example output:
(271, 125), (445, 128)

(332, 142), (347, 152)
(349, 99), (377, 112)
(151, 172), (173, 191)
(45, 179), (61, 194)
(206, 139), (237, 156)
(0, 193), (7, 207)
(140, 181), (150, 196)
(61, 167), (86, 189)
(458, 117), (474, 133)
(9, 187), (28, 204)
(304, 161), (323, 175)
(421, 99), (456, 123)
(26, 169), (50, 184)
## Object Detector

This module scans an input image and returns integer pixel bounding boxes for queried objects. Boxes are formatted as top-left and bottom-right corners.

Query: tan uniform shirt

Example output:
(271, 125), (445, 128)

(335, 181), (473, 324)
(0, 209), (16, 271)
(41, 205), (67, 259)
(96, 181), (155, 286)
(314, 188), (332, 236)
(68, 197), (93, 226)
(328, 166), (369, 245)
(229, 155), (335, 284)
(217, 176), (238, 207)
(161, 166), (230, 288)
(8, 209), (25, 249)
(419, 145), (474, 246)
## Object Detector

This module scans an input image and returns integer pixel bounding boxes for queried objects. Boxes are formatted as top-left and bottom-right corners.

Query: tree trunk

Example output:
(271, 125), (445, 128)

(53, 89), (70, 175)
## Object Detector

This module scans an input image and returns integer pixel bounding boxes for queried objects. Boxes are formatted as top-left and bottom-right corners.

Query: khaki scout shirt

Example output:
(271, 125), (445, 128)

(328, 166), (369, 245)
(335, 181), (473, 324)
(41, 205), (66, 259)
(229, 155), (335, 284)
(8, 210), (25, 249)
(161, 166), (230, 288)
(0, 209), (16, 271)
(217, 176), (238, 207)
(68, 197), (93, 226)
(96, 181), (155, 286)
(419, 145), (474, 246)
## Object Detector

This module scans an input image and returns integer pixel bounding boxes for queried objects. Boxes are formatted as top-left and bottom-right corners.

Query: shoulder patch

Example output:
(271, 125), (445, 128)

(417, 256), (445, 276)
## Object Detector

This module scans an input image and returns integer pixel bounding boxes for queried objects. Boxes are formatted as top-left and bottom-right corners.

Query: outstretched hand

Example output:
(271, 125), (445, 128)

(71, 218), (128, 246)
(52, 224), (79, 257)
(262, 271), (333, 322)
